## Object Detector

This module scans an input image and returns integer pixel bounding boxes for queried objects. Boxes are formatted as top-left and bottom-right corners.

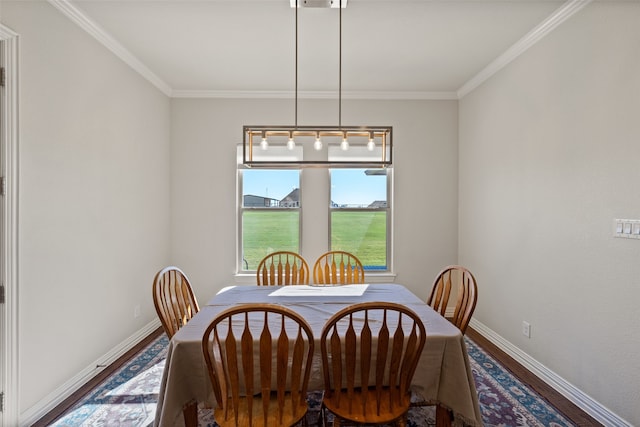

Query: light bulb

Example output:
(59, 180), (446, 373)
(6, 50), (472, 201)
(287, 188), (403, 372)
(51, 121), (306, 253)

(340, 137), (349, 151)
(260, 137), (269, 150)
(367, 138), (375, 151)
(287, 136), (296, 150)
(314, 136), (323, 151)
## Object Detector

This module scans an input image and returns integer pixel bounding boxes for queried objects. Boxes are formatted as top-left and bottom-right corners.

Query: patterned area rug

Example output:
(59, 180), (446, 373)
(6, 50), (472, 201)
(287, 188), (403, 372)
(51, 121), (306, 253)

(49, 335), (576, 427)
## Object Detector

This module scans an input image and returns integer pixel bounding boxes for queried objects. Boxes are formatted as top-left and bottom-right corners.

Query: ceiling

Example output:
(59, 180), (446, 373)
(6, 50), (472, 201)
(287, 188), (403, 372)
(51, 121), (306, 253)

(53, 0), (581, 98)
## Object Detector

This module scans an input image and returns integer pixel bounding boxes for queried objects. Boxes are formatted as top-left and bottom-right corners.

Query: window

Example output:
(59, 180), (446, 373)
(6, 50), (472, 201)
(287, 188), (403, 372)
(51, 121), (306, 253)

(238, 166), (392, 273)
(330, 169), (389, 270)
(240, 169), (301, 271)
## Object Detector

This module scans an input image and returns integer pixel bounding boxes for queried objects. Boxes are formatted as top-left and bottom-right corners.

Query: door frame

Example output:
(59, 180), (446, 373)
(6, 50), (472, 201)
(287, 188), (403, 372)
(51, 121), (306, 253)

(0, 24), (19, 427)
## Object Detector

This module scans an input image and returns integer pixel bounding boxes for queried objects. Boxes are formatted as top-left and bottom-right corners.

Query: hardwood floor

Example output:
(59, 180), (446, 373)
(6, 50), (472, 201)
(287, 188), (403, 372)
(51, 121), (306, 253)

(34, 326), (600, 426)
(465, 328), (602, 427)
(31, 327), (165, 427)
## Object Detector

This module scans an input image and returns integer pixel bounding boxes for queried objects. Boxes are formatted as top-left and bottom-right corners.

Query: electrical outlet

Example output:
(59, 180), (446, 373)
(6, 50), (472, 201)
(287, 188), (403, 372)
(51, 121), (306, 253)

(134, 304), (141, 318)
(522, 321), (531, 338)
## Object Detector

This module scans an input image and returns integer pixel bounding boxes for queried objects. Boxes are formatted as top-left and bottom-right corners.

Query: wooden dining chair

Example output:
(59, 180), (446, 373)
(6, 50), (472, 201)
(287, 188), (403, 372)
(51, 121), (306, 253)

(313, 250), (365, 285)
(411, 266), (478, 414)
(427, 265), (478, 335)
(256, 251), (310, 285)
(152, 266), (199, 339)
(201, 304), (315, 427)
(319, 302), (426, 427)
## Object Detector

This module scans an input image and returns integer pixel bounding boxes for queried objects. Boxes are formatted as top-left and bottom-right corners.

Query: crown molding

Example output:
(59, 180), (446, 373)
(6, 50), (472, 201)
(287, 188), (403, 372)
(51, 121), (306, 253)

(171, 89), (458, 100)
(48, 0), (453, 101)
(457, 0), (592, 99)
(47, 0), (173, 97)
(50, 0), (590, 101)
(0, 23), (19, 39)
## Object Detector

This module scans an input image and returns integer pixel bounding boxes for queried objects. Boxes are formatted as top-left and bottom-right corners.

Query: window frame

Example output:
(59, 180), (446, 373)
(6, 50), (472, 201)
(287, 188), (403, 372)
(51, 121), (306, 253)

(237, 165), (393, 275)
(328, 168), (393, 273)
(237, 167), (303, 273)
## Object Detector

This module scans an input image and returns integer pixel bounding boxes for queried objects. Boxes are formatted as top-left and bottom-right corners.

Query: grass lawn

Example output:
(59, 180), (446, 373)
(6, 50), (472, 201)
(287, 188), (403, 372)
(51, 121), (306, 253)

(242, 210), (386, 270)
(331, 211), (387, 268)
(242, 211), (299, 270)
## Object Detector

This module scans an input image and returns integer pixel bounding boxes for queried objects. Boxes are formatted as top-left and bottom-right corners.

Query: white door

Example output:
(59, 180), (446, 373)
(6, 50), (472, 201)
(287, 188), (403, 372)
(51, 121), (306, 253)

(0, 24), (18, 426)
(0, 39), (6, 427)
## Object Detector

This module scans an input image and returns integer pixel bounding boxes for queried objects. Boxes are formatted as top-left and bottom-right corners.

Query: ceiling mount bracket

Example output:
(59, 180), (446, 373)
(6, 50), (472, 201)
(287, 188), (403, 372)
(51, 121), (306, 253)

(290, 0), (347, 8)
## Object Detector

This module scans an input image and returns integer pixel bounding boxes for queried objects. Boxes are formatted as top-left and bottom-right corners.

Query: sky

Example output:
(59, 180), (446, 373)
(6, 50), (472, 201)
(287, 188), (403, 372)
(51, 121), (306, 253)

(243, 169), (387, 206)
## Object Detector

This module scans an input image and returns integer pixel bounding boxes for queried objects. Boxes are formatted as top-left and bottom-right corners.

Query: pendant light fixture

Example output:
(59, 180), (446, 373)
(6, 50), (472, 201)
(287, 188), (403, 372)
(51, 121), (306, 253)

(242, 0), (392, 168)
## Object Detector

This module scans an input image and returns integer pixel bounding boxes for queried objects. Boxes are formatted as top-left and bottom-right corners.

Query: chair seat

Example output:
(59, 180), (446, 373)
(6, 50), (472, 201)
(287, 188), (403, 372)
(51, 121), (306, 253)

(323, 386), (412, 425)
(214, 391), (308, 427)
(203, 304), (314, 427)
(319, 302), (426, 427)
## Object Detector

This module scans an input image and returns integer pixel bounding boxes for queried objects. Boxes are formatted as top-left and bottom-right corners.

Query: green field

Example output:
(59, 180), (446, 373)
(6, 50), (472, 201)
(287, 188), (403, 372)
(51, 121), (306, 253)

(330, 211), (387, 267)
(242, 211), (387, 270)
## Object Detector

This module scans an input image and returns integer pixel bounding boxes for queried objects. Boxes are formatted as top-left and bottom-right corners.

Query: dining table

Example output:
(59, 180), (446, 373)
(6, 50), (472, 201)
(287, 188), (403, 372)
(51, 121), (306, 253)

(153, 283), (483, 427)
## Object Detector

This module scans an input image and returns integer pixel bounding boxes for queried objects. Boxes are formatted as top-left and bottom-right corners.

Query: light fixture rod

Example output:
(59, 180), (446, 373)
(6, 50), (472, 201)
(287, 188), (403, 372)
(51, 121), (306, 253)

(338, 0), (342, 129)
(295, 0), (299, 128)
(242, 0), (392, 168)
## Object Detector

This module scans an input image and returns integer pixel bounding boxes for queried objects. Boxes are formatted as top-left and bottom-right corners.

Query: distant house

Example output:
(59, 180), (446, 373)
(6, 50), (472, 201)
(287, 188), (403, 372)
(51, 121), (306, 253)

(368, 200), (387, 208)
(244, 194), (279, 207)
(280, 188), (300, 207)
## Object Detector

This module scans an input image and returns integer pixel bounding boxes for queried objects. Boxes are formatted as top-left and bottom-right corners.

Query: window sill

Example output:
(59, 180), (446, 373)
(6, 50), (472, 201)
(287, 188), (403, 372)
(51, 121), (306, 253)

(233, 272), (397, 285)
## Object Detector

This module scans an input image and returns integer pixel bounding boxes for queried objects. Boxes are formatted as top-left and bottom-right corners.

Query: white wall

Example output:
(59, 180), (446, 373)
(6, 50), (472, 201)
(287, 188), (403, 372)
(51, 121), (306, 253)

(170, 98), (459, 303)
(0, 1), (171, 416)
(459, 2), (640, 425)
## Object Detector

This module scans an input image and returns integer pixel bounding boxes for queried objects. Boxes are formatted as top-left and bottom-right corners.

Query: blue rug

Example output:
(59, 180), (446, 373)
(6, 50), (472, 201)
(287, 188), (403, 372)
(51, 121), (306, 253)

(49, 335), (576, 427)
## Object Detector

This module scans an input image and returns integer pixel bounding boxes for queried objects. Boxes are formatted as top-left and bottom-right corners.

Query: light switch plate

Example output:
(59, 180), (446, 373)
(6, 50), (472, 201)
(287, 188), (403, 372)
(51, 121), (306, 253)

(614, 219), (640, 239)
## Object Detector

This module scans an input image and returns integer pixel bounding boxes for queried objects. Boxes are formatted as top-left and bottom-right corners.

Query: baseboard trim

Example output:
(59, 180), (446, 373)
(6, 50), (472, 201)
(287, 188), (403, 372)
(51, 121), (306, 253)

(20, 316), (630, 426)
(469, 319), (631, 427)
(20, 319), (162, 426)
